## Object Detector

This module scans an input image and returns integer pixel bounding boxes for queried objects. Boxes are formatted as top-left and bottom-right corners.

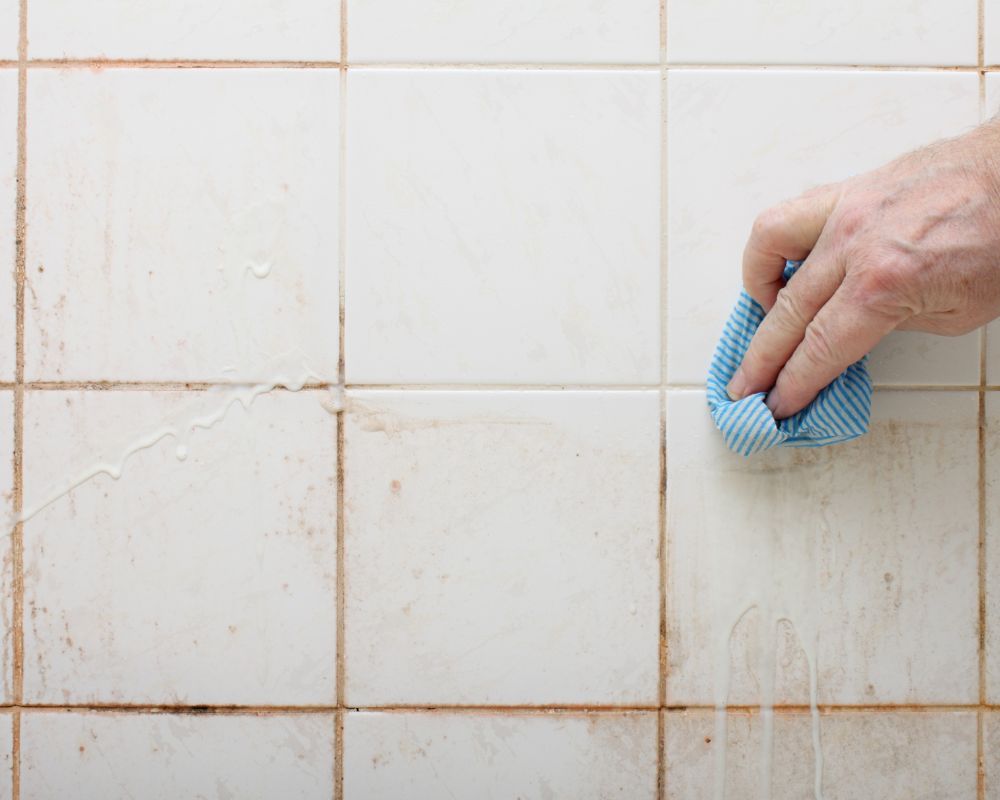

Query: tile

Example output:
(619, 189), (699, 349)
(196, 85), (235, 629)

(668, 0), (976, 66)
(0, 393), (12, 702)
(21, 712), (335, 799)
(346, 70), (660, 385)
(0, 714), (10, 800)
(986, 1), (1000, 65)
(344, 390), (660, 705)
(666, 390), (978, 705)
(0, 2), (14, 60)
(665, 710), (976, 799)
(667, 71), (980, 386)
(348, 0), (659, 63)
(25, 69), (339, 383)
(344, 711), (658, 799)
(986, 712), (1000, 798)
(28, 0), (340, 60)
(986, 394), (1000, 701)
(0, 70), (15, 381)
(22, 389), (338, 704)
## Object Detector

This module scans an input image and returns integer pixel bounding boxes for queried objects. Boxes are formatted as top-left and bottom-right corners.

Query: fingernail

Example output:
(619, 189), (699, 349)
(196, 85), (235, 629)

(765, 388), (783, 417)
(726, 369), (747, 401)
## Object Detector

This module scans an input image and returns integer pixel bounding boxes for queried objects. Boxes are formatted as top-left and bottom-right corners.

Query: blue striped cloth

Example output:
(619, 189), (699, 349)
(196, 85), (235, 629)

(706, 262), (872, 457)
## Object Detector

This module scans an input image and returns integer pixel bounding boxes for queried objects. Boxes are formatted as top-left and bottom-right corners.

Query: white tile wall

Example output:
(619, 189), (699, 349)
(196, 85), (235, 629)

(668, 0), (978, 66)
(667, 390), (979, 705)
(0, 393), (10, 702)
(0, 2), (15, 60)
(344, 712), (658, 799)
(986, 713), (1000, 797)
(665, 710), (977, 799)
(25, 69), (340, 383)
(0, 70), (14, 382)
(344, 391), (660, 705)
(346, 70), (660, 385)
(986, 393), (1000, 702)
(666, 70), (980, 387)
(986, 0), (1000, 65)
(21, 390), (337, 705)
(20, 713), (335, 799)
(28, 1), (341, 61)
(348, 0), (660, 64)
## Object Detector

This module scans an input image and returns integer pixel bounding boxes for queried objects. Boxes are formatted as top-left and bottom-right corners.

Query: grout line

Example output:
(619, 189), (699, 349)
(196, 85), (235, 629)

(22, 59), (343, 69)
(11, 3), (26, 797)
(0, 702), (988, 714)
(335, 5), (348, 800)
(657, 0), (668, 795)
(978, 5), (988, 796)
(19, 381), (338, 391)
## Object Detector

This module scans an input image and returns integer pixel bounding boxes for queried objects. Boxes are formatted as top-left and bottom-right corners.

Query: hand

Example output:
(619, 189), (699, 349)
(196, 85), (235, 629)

(726, 119), (1000, 419)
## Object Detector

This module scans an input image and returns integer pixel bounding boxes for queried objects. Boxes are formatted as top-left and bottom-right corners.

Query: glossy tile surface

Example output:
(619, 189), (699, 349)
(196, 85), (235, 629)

(28, 0), (341, 60)
(25, 69), (339, 382)
(344, 391), (660, 704)
(22, 390), (338, 704)
(346, 70), (660, 385)
(666, 70), (980, 386)
(344, 712), (658, 799)
(667, 390), (978, 705)
(348, 0), (659, 63)
(20, 713), (335, 799)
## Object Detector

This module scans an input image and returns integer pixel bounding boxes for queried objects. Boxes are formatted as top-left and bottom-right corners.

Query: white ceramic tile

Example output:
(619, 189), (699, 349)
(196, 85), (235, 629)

(986, 0), (1000, 66)
(0, 70), (15, 381)
(21, 713), (335, 799)
(348, 0), (659, 63)
(22, 389), (338, 704)
(344, 712), (658, 799)
(986, 713), (1000, 797)
(669, 0), (976, 66)
(346, 70), (660, 385)
(0, 714), (11, 800)
(25, 69), (339, 382)
(667, 71), (980, 386)
(666, 390), (978, 705)
(28, 0), (340, 60)
(0, 393), (12, 703)
(0, 2), (15, 60)
(665, 710), (977, 799)
(985, 393), (1000, 702)
(344, 391), (660, 705)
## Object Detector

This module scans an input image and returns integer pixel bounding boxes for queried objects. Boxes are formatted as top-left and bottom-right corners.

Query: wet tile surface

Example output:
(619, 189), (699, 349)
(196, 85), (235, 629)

(20, 712), (335, 799)
(344, 390), (660, 705)
(667, 390), (979, 705)
(25, 69), (340, 383)
(21, 390), (338, 705)
(344, 712), (658, 799)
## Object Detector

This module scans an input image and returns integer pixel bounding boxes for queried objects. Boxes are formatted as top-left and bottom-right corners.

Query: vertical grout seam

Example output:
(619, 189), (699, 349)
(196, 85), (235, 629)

(978, 3), (988, 797)
(334, 3), (348, 800)
(11, 1), (27, 797)
(658, 1), (669, 798)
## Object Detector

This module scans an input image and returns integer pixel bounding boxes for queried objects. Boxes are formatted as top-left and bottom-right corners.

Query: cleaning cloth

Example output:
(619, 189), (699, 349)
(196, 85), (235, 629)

(706, 261), (872, 456)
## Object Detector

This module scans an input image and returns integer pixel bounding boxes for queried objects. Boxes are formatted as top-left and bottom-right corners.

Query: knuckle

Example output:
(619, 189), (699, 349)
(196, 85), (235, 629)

(849, 256), (913, 314)
(831, 201), (869, 239)
(770, 286), (810, 329)
(750, 203), (791, 244)
(801, 319), (841, 369)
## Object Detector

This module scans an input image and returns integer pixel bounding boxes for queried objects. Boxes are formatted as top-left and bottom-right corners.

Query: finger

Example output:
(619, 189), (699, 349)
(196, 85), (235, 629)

(727, 247), (845, 400)
(765, 283), (905, 419)
(743, 184), (841, 310)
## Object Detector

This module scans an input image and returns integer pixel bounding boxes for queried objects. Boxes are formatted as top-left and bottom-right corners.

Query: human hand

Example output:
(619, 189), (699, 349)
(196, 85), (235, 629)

(726, 120), (1000, 419)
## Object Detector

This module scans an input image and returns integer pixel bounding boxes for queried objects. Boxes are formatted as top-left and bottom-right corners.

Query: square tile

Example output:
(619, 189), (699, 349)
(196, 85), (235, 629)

(348, 0), (659, 63)
(986, 1), (1000, 65)
(667, 71), (980, 386)
(344, 390), (660, 705)
(666, 390), (978, 705)
(22, 389), (338, 704)
(28, 0), (340, 60)
(668, 0), (976, 66)
(21, 712), (335, 799)
(0, 70), (15, 381)
(344, 712), (658, 799)
(0, 2), (15, 60)
(346, 70), (660, 385)
(985, 393), (1000, 701)
(25, 69), (339, 383)
(665, 710), (976, 799)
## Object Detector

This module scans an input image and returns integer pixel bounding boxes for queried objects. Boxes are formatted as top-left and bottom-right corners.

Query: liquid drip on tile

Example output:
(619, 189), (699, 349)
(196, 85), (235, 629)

(706, 461), (826, 800)
(10, 235), (342, 530)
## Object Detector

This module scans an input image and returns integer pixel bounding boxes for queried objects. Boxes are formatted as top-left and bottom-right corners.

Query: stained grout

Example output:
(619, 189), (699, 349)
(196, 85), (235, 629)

(978, 4), (988, 796)
(11, 1), (26, 797)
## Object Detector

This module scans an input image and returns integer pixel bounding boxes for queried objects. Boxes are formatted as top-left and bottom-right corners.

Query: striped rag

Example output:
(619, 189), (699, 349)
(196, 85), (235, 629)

(706, 262), (872, 457)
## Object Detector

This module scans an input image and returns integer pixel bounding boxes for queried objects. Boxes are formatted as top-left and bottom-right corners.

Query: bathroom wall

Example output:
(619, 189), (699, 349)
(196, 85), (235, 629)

(1, 0), (998, 797)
